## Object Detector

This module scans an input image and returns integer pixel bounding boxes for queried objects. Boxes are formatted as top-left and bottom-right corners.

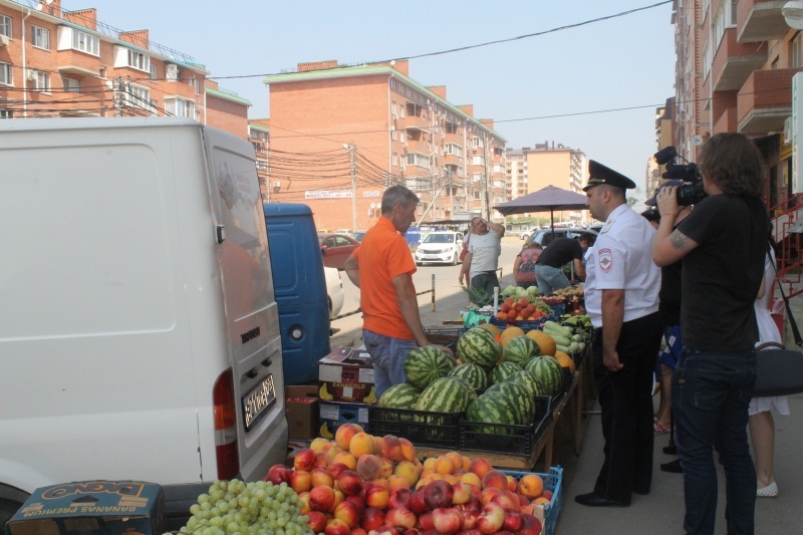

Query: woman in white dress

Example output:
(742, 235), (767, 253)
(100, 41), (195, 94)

(748, 248), (789, 497)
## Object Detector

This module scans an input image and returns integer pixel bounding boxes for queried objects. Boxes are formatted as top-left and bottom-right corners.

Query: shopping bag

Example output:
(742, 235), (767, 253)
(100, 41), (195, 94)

(753, 341), (803, 397)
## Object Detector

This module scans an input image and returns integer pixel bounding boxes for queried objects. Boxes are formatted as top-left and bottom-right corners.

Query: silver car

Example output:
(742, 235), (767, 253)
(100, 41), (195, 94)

(414, 231), (463, 266)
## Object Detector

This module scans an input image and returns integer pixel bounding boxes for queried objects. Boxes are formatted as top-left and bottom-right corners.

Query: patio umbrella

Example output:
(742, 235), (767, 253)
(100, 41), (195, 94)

(493, 185), (589, 233)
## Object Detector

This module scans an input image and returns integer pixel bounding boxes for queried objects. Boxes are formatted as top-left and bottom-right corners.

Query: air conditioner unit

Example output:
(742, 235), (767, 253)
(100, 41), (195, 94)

(272, 181), (281, 189)
(165, 64), (178, 81)
(0, 34), (9, 47)
(783, 116), (794, 146)
(26, 70), (37, 81)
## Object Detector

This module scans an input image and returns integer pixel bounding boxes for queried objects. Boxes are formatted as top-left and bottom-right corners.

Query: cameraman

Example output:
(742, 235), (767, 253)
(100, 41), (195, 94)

(652, 133), (769, 535)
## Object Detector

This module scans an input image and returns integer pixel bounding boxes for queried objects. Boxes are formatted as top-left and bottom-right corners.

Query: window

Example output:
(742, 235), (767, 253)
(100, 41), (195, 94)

(0, 15), (10, 38)
(472, 155), (485, 166)
(72, 30), (100, 56)
(149, 63), (158, 81)
(128, 50), (150, 72)
(0, 62), (11, 86)
(32, 26), (49, 49)
(256, 160), (268, 171)
(165, 96), (195, 118)
(445, 143), (463, 157)
(61, 76), (79, 92)
(392, 153), (398, 167)
(406, 153), (430, 169)
(30, 70), (50, 92)
(0, 109), (12, 119)
(188, 77), (199, 95)
(126, 85), (151, 110)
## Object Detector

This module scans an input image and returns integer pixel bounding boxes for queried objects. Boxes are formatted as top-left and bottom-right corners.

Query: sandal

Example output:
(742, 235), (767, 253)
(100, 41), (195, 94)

(653, 421), (670, 435)
(757, 482), (778, 498)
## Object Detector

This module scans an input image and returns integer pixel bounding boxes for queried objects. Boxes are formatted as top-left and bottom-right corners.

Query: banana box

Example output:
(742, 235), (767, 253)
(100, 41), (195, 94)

(318, 348), (376, 404)
(318, 401), (370, 439)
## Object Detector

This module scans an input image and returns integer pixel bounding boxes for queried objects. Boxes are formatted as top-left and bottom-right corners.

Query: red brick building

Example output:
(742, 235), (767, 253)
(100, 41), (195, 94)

(265, 60), (506, 231)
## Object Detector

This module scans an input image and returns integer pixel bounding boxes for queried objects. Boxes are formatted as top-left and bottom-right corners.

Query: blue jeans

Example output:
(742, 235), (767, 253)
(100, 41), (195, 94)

(534, 264), (569, 296)
(362, 330), (417, 398)
(673, 347), (757, 535)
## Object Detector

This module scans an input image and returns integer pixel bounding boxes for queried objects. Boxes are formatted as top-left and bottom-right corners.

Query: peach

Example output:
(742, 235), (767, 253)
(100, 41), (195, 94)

(501, 512), (522, 532)
(298, 491), (311, 514)
(265, 464), (290, 485)
(333, 451), (358, 471)
(317, 454), (330, 468)
(335, 423), (364, 451)
(468, 458), (493, 480)
(442, 474), (459, 486)
(417, 512), (434, 531)
(476, 502), (505, 534)
(360, 507), (385, 532)
(408, 490), (428, 515)
(519, 514), (543, 535)
(399, 437), (416, 462)
(431, 508), (463, 535)
(516, 494), (530, 507)
(310, 485), (337, 512)
(444, 452), (464, 472)
(460, 472), (482, 489)
(290, 469), (312, 493)
(481, 470), (508, 491)
(328, 462), (349, 479)
(311, 437), (333, 455)
(337, 470), (364, 496)
(434, 456), (456, 475)
(349, 432), (377, 457)
(335, 501), (362, 529)
(373, 435), (384, 453)
(394, 460), (421, 487)
(325, 518), (352, 535)
(533, 497), (550, 505)
(326, 445), (346, 465)
(384, 508), (416, 530)
(461, 456), (472, 472)
(506, 475), (518, 493)
(423, 457), (438, 471)
(480, 488), (502, 505)
(491, 493), (519, 513)
(388, 487), (412, 510)
(352, 529), (367, 535)
(388, 474), (412, 492)
(332, 489), (345, 513)
(379, 435), (404, 461)
(346, 494), (366, 512)
(541, 490), (553, 501)
(423, 480), (454, 510)
(451, 482), (472, 505)
(356, 454), (383, 481)
(307, 511), (328, 533)
(369, 479), (390, 491)
(517, 474), (544, 499)
(520, 504), (535, 515)
(365, 485), (390, 509)
(403, 530), (421, 535)
(379, 457), (394, 479)
(462, 510), (479, 530)
(312, 467), (335, 488)
(295, 448), (319, 471)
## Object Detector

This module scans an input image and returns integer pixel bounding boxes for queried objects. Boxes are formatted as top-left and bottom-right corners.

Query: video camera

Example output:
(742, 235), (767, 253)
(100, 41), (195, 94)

(653, 146), (707, 206)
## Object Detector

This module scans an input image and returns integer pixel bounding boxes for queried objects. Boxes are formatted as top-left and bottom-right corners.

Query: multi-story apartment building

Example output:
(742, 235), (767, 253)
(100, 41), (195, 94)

(249, 118), (270, 199)
(648, 99), (676, 200)
(504, 142), (588, 224)
(264, 60), (506, 231)
(671, 0), (801, 208)
(0, 0), (250, 135)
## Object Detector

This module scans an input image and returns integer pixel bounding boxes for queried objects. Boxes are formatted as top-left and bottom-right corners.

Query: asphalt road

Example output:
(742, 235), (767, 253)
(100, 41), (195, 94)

(330, 235), (527, 349)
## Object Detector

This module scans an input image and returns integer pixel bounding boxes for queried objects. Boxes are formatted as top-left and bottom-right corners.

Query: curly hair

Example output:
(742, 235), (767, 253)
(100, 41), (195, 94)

(697, 133), (765, 198)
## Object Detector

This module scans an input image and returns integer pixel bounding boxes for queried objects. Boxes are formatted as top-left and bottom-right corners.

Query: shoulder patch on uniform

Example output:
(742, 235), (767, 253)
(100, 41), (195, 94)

(598, 248), (613, 272)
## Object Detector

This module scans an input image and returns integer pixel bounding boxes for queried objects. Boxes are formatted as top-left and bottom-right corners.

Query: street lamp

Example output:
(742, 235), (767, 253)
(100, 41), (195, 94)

(782, 1), (803, 30)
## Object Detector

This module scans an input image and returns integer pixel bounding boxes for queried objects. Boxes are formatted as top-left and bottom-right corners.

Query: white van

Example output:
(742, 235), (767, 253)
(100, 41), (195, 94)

(0, 118), (288, 528)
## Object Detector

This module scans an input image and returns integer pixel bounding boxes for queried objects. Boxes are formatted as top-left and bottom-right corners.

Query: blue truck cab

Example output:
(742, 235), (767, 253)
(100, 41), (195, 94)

(263, 203), (331, 385)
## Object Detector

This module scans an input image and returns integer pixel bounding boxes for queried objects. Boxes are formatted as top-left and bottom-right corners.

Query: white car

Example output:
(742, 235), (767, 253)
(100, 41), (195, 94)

(414, 231), (464, 266)
(324, 266), (345, 317)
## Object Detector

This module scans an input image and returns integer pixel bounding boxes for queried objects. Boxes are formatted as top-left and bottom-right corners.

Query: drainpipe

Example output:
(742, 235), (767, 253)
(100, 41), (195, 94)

(21, 7), (31, 118)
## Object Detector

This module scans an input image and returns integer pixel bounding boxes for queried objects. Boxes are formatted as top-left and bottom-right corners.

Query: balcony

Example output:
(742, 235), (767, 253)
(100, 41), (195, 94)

(713, 106), (738, 134)
(737, 0), (790, 43)
(444, 153), (462, 166)
(712, 28), (767, 91)
(737, 68), (803, 133)
(403, 113), (429, 131)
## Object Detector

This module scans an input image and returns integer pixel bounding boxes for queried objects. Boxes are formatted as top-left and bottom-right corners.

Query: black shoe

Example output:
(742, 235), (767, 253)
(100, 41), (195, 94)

(632, 488), (650, 496)
(574, 492), (630, 508)
(663, 445), (677, 455)
(660, 459), (683, 473)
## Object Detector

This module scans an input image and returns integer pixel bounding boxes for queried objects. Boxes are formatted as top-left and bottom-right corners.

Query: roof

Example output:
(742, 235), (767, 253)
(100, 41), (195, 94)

(264, 64), (506, 143)
(249, 124), (270, 133)
(205, 88), (252, 107)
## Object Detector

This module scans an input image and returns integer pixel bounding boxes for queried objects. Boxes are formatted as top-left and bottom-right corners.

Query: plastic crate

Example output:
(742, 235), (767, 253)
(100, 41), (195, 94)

(368, 406), (461, 449)
(503, 466), (563, 535)
(459, 396), (551, 456)
(423, 328), (466, 352)
(489, 316), (548, 332)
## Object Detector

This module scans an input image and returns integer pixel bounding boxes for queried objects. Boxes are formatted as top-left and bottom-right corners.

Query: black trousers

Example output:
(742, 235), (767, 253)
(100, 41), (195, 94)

(592, 311), (662, 502)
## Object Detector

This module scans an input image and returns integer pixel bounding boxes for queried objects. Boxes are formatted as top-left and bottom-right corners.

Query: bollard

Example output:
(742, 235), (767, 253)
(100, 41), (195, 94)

(431, 273), (436, 311)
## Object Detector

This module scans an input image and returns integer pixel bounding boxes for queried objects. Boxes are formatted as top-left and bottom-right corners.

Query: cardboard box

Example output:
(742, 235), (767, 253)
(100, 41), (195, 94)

(6, 481), (164, 535)
(318, 401), (370, 439)
(285, 385), (319, 440)
(318, 348), (376, 404)
(286, 440), (312, 466)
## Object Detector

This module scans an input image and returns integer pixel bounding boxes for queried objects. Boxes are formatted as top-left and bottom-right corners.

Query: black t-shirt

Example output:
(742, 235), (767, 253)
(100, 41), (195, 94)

(537, 238), (583, 268)
(659, 260), (682, 326)
(677, 194), (769, 351)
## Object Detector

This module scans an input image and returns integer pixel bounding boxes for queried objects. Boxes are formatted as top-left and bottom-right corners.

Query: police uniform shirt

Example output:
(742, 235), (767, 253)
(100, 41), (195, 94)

(584, 204), (661, 329)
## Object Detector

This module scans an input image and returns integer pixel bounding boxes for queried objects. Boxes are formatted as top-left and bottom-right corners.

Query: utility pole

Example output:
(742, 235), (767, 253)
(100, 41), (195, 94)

(114, 77), (125, 117)
(347, 143), (357, 231)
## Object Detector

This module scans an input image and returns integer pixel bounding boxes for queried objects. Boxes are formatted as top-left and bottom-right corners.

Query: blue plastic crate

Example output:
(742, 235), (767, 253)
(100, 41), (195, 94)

(503, 466), (563, 535)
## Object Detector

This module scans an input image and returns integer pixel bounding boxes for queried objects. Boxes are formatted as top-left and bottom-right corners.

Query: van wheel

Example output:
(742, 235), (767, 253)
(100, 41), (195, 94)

(1, 499), (23, 532)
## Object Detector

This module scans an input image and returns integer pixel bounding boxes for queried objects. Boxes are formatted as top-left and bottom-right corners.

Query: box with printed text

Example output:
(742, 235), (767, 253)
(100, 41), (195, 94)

(318, 401), (370, 439)
(318, 348), (376, 404)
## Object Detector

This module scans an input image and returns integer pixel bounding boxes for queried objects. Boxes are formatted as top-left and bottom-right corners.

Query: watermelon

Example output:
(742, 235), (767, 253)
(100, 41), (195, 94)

(404, 346), (455, 390)
(456, 327), (502, 369)
(378, 383), (421, 409)
(490, 361), (522, 385)
(465, 392), (523, 447)
(485, 381), (534, 423)
(502, 336), (538, 367)
(414, 377), (475, 413)
(508, 369), (547, 398)
(525, 356), (564, 397)
(448, 363), (489, 390)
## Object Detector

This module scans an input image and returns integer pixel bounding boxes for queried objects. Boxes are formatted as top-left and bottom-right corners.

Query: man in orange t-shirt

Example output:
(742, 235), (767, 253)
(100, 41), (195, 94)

(344, 185), (453, 396)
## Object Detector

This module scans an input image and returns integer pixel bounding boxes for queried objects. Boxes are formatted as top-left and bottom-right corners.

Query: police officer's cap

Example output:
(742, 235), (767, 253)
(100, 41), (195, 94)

(583, 160), (637, 192)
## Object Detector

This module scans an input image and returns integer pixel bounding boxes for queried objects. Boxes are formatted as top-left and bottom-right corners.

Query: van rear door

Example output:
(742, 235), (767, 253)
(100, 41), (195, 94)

(202, 128), (287, 480)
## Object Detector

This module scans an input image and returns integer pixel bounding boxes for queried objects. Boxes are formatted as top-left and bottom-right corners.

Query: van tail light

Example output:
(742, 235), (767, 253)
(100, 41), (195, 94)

(213, 368), (240, 480)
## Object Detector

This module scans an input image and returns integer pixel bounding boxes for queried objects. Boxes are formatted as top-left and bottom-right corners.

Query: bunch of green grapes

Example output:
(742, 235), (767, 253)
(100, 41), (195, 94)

(176, 479), (313, 535)
(531, 299), (552, 315)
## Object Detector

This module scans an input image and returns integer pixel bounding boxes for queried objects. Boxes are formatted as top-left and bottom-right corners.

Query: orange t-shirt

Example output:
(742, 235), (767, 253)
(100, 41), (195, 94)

(354, 217), (417, 340)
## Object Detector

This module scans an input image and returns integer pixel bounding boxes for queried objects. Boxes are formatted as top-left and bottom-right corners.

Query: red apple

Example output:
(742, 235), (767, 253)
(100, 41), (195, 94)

(476, 502), (505, 534)
(431, 508), (464, 535)
(502, 512), (522, 532)
(294, 448), (318, 472)
(360, 507), (385, 532)
(409, 490), (429, 514)
(389, 488), (412, 510)
(338, 470), (364, 496)
(424, 480), (454, 510)
(335, 501), (362, 529)
(385, 508), (417, 530)
(264, 464), (290, 485)
(307, 511), (328, 533)
(310, 486), (337, 512)
(516, 514), (543, 535)
(326, 518), (352, 535)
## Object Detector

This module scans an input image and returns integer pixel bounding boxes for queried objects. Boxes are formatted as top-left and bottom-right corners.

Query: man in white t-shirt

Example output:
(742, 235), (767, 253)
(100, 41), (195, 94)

(458, 216), (505, 296)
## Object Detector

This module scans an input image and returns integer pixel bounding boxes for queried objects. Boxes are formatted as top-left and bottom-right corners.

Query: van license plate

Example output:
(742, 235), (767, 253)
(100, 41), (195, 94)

(242, 375), (276, 431)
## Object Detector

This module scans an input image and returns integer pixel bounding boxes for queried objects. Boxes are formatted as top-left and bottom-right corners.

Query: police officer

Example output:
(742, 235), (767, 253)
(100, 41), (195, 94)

(574, 160), (663, 508)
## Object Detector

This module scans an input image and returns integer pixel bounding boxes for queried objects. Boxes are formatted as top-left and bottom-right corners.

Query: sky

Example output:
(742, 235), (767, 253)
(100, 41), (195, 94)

(62, 0), (676, 207)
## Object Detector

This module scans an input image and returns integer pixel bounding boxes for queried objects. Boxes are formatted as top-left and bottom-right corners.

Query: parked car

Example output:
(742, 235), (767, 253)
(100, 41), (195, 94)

(414, 231), (464, 266)
(319, 232), (360, 270)
(324, 266), (345, 317)
(519, 227), (540, 241)
(585, 223), (604, 234)
(527, 228), (597, 248)
(348, 230), (367, 243)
